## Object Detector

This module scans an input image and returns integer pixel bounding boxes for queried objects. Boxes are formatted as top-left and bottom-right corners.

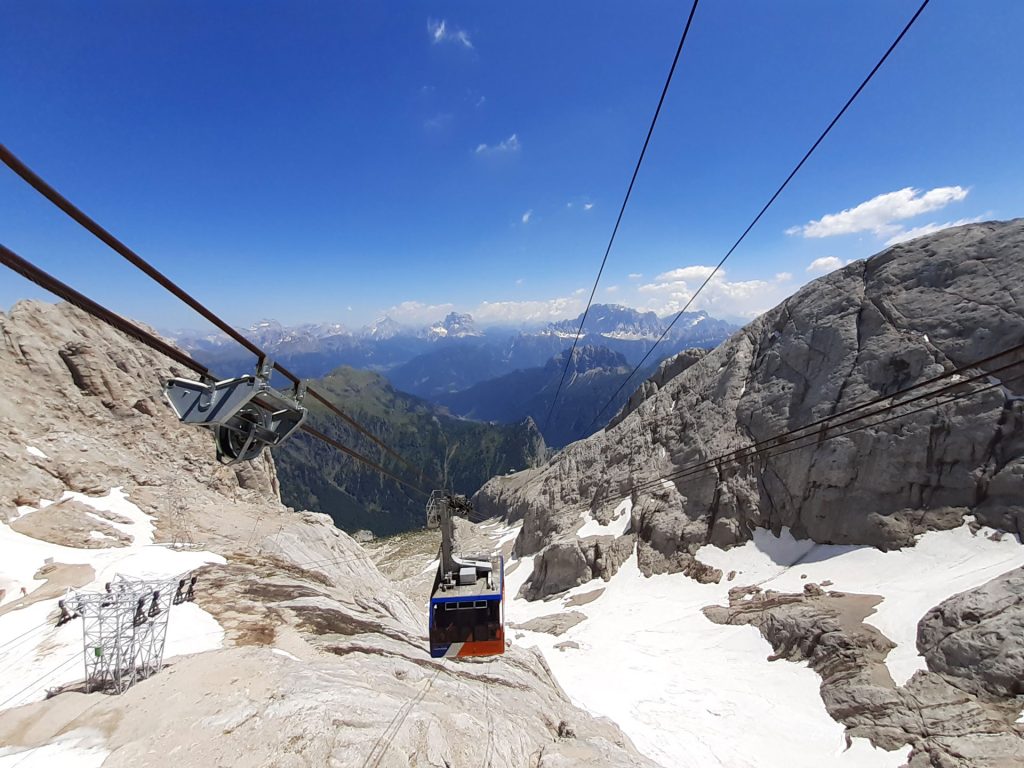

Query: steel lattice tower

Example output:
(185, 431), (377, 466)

(70, 575), (178, 694)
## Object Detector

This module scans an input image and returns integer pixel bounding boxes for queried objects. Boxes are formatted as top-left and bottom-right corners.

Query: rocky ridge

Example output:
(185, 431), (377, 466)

(474, 220), (1024, 765)
(0, 300), (656, 767)
(703, 572), (1024, 766)
(476, 219), (1024, 581)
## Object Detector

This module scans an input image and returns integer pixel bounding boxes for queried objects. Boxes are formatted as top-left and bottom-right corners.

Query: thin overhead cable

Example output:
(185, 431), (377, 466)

(623, 341), (1024, 496)
(0, 143), (438, 489)
(626, 368), (1024, 501)
(588, 0), (932, 430)
(605, 345), (1022, 503)
(543, 0), (701, 432)
(0, 244), (210, 377)
(0, 243), (429, 497)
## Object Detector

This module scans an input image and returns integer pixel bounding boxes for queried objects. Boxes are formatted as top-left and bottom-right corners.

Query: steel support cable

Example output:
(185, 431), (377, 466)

(0, 144), (441, 490)
(587, 0), (932, 430)
(0, 653), (80, 710)
(621, 356), (1024, 500)
(299, 424), (430, 498)
(0, 244), (210, 377)
(304, 388), (438, 489)
(543, 0), (701, 433)
(0, 620), (52, 653)
(594, 370), (1024, 511)
(0, 144), (270, 368)
(647, 369), (1024, 496)
(0, 242), (431, 496)
(620, 342), (1024, 497)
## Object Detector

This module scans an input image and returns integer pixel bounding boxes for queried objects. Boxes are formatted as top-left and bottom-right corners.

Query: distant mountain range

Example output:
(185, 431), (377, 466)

(168, 304), (736, 444)
(168, 304), (735, 380)
(436, 345), (653, 448)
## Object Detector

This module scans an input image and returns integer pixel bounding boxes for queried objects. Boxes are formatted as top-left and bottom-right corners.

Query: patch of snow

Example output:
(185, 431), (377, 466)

(272, 648), (300, 662)
(699, 524), (1024, 686)
(600, 331), (656, 341)
(0, 487), (227, 711)
(507, 521), (1021, 768)
(25, 446), (49, 460)
(506, 550), (909, 768)
(87, 531), (113, 541)
(578, 498), (632, 539)
(486, 521), (521, 548)
(0, 729), (108, 768)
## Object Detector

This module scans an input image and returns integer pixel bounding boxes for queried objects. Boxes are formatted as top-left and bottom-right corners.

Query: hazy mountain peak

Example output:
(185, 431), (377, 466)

(427, 311), (481, 339)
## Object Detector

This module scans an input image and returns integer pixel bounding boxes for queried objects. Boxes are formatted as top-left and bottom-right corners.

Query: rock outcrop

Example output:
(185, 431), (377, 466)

(0, 300), (657, 767)
(704, 574), (1024, 766)
(917, 566), (1024, 699)
(476, 220), (1024, 596)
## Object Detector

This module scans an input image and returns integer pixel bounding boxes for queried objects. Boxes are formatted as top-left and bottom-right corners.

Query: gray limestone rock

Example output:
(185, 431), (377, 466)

(477, 220), (1024, 581)
(520, 535), (635, 600)
(917, 566), (1024, 699)
(0, 300), (657, 768)
(704, 576), (1024, 766)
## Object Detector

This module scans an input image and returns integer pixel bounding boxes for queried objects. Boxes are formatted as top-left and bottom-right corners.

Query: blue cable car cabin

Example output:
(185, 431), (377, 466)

(429, 555), (504, 658)
(425, 490), (506, 658)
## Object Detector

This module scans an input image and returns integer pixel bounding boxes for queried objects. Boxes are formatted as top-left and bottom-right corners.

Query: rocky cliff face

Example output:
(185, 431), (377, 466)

(0, 300), (655, 767)
(704, 571), (1024, 767)
(476, 220), (1024, 586)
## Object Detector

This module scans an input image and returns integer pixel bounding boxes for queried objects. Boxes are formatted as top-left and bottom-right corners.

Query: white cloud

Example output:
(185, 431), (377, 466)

(627, 273), (643, 281)
(805, 256), (845, 274)
(424, 113), (452, 130)
(787, 186), (969, 239)
(475, 95), (486, 108)
(347, 306), (353, 312)
(883, 216), (985, 246)
(427, 19), (473, 48)
(639, 266), (796, 319)
(521, 210), (532, 224)
(583, 202), (594, 211)
(384, 300), (456, 325)
(472, 296), (585, 325)
(654, 265), (717, 283)
(605, 285), (620, 294)
(572, 287), (586, 296)
(475, 134), (520, 154)
(515, 278), (524, 286)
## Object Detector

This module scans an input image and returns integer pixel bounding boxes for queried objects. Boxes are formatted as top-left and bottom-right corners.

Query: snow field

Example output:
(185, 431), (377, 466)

(0, 487), (227, 712)
(577, 498), (632, 539)
(0, 729), (109, 768)
(503, 509), (1024, 768)
(696, 521), (1024, 685)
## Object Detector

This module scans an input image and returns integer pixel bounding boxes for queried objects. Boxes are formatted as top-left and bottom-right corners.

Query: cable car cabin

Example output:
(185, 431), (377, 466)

(425, 490), (505, 658)
(429, 554), (504, 658)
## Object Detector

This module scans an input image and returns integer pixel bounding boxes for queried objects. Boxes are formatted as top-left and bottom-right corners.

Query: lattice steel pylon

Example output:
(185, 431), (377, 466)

(70, 575), (179, 694)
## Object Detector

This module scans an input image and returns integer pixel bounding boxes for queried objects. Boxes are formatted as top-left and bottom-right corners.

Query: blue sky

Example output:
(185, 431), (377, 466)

(2, 1), (1022, 330)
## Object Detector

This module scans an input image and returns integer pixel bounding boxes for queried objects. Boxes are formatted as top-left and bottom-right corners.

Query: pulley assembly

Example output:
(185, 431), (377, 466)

(162, 360), (307, 464)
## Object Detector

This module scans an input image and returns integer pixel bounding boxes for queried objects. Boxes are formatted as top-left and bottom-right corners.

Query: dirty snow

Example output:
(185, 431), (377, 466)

(25, 446), (48, 460)
(505, 508), (1024, 768)
(0, 487), (226, 711)
(0, 729), (108, 768)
